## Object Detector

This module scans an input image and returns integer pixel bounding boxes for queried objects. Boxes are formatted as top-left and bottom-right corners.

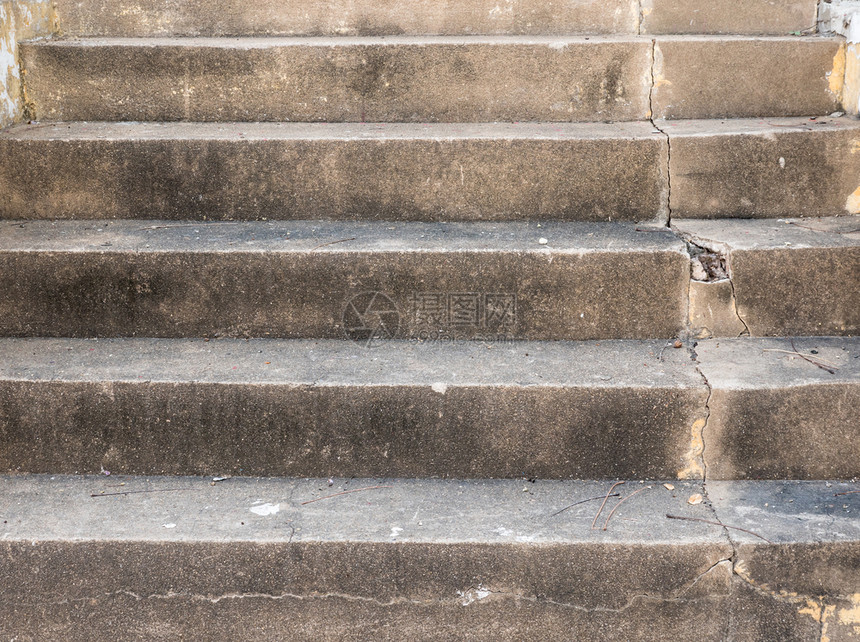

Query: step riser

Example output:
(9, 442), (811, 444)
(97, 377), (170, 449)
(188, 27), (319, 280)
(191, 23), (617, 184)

(20, 37), (842, 123)
(20, 39), (653, 123)
(0, 543), (826, 641)
(0, 125), (669, 222)
(53, 0), (641, 36)
(52, 0), (818, 37)
(0, 381), (705, 478)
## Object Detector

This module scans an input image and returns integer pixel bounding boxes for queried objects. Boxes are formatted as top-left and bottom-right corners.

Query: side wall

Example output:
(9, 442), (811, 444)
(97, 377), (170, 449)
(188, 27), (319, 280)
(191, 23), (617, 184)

(0, 0), (54, 129)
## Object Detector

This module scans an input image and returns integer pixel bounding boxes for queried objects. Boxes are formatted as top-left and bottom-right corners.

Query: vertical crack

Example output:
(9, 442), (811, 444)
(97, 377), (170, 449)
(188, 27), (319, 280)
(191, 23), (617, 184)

(647, 38), (671, 226)
(636, 0), (643, 35)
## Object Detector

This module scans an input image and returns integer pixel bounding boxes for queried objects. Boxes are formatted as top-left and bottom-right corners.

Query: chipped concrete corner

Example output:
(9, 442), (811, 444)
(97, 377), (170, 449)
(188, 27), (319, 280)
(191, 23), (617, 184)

(0, 0), (55, 129)
(672, 226), (749, 340)
(821, 0), (860, 114)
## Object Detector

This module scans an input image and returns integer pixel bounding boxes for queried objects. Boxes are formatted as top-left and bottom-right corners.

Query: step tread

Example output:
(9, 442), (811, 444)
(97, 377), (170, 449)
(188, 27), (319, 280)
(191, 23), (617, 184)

(3, 475), (856, 546)
(674, 217), (860, 251)
(0, 337), (702, 388)
(0, 337), (856, 388)
(0, 219), (685, 253)
(29, 34), (843, 46)
(1, 119), (664, 141)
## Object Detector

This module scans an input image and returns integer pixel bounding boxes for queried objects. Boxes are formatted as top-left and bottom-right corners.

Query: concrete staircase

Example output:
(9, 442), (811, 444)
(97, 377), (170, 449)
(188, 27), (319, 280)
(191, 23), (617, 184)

(0, 0), (858, 639)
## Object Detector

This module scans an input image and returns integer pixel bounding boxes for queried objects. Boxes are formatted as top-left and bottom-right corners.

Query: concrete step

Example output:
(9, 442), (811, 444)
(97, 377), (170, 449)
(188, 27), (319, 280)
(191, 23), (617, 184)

(51, 0), (819, 37)
(0, 220), (689, 340)
(19, 36), (842, 123)
(661, 116), (860, 219)
(675, 216), (860, 338)
(1, 475), (857, 640)
(0, 337), (856, 479)
(3, 117), (858, 222)
(0, 121), (670, 222)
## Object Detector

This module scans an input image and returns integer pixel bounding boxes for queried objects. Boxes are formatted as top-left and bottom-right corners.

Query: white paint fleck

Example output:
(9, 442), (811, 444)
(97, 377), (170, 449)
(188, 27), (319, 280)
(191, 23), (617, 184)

(431, 382), (448, 395)
(492, 526), (514, 536)
(250, 503), (280, 516)
(458, 585), (492, 606)
(390, 526), (403, 539)
(163, 523), (176, 529)
(779, 157), (786, 169)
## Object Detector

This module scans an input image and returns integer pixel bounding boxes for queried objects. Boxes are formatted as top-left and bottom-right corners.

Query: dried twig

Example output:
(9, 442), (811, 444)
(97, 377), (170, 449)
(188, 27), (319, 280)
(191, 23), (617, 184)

(310, 237), (356, 251)
(834, 490), (860, 496)
(761, 348), (839, 368)
(549, 493), (621, 518)
(591, 481), (625, 529)
(665, 514), (774, 544)
(791, 338), (837, 374)
(301, 485), (392, 505)
(91, 488), (196, 498)
(602, 486), (651, 531)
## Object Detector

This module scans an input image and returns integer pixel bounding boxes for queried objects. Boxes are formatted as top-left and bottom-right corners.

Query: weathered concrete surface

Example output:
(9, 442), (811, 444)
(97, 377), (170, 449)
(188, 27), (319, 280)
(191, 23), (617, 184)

(0, 338), (707, 478)
(687, 279), (748, 339)
(0, 121), (669, 222)
(0, 476), (856, 640)
(675, 217), (860, 336)
(52, 0), (639, 36)
(641, 0), (818, 35)
(0, 220), (690, 340)
(697, 337), (860, 479)
(19, 36), (653, 123)
(819, 0), (860, 114)
(651, 37), (845, 119)
(0, 0), (54, 128)
(661, 117), (860, 218)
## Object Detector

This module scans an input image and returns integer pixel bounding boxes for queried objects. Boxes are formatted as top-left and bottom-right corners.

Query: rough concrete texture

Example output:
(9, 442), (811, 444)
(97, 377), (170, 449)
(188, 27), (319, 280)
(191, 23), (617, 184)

(696, 337), (860, 480)
(0, 220), (690, 340)
(0, 476), (856, 640)
(688, 279), (748, 339)
(19, 36), (653, 123)
(0, 121), (669, 222)
(661, 116), (860, 218)
(0, 338), (707, 478)
(0, 0), (54, 128)
(675, 217), (860, 336)
(641, 0), (819, 35)
(651, 36), (844, 119)
(52, 0), (639, 36)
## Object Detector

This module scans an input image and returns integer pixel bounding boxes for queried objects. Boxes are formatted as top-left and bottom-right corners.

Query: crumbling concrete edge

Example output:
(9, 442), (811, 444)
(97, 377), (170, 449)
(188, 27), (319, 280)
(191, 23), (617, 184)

(0, 0), (56, 129)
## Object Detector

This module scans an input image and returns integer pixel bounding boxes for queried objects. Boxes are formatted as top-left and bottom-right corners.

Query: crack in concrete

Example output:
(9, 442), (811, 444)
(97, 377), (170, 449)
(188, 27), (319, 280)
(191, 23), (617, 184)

(646, 38), (672, 226)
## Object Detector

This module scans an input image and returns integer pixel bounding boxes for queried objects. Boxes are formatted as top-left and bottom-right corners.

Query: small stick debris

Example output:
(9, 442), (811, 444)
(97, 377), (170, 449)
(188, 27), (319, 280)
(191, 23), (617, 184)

(591, 481), (625, 529)
(762, 348), (839, 369)
(549, 493), (620, 517)
(301, 485), (392, 505)
(791, 338), (838, 374)
(834, 490), (860, 496)
(91, 488), (196, 498)
(310, 237), (357, 251)
(665, 514), (774, 544)
(602, 486), (651, 531)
